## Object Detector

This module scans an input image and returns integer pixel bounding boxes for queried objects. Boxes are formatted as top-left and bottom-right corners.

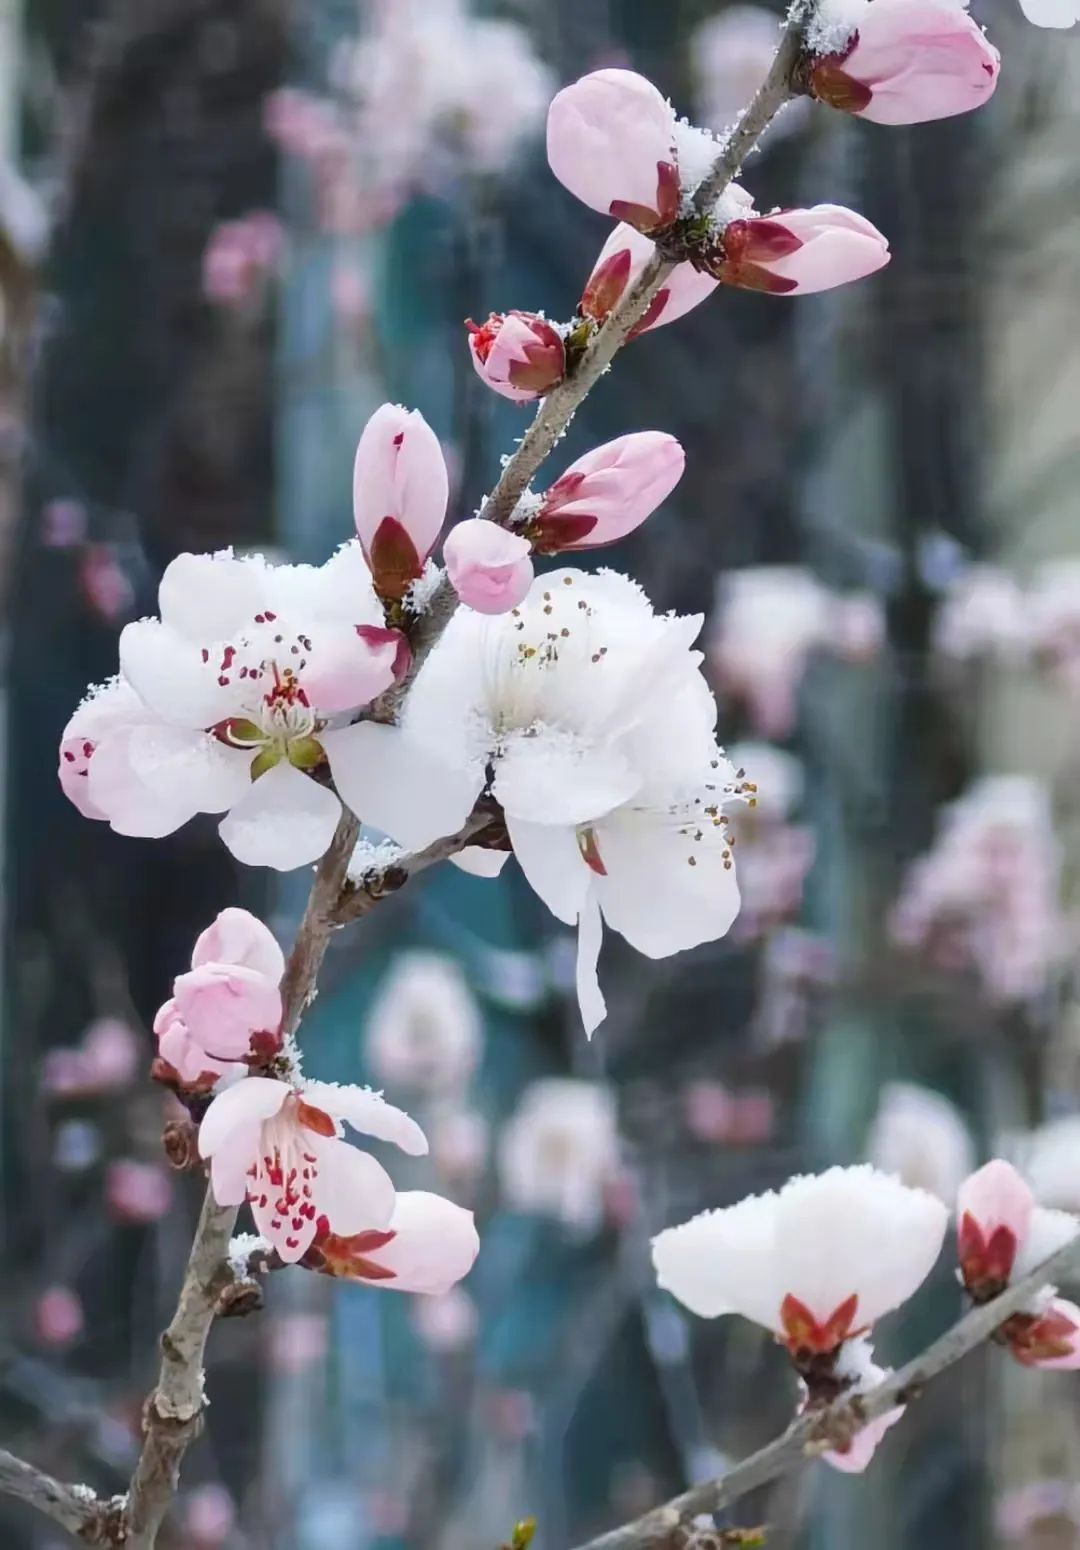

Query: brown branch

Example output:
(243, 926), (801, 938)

(0, 1449), (124, 1543)
(332, 809), (498, 924)
(571, 1234), (1080, 1550)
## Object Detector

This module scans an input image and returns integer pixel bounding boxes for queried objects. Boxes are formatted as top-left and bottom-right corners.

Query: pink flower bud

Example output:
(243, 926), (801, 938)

(466, 312), (566, 403)
(191, 906), (285, 983)
(809, 0), (1000, 126)
(546, 69), (680, 234)
(957, 1159), (1035, 1298)
(531, 431), (685, 554)
(1008, 1298), (1080, 1370)
(172, 962), (283, 1063)
(710, 203), (890, 295)
(353, 403), (449, 598)
(444, 519), (534, 615)
(581, 224), (719, 337)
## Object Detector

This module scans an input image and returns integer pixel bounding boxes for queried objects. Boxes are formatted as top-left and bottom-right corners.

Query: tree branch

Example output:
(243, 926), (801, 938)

(332, 808), (498, 924)
(570, 1235), (1080, 1550)
(122, 810), (361, 1547)
(0, 1449), (123, 1543)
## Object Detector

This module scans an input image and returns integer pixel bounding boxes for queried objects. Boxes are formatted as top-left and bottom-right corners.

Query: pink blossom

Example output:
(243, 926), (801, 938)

(808, 0), (1000, 126)
(34, 1285), (84, 1346)
(890, 776), (1063, 1004)
(823, 1405), (905, 1472)
(528, 433), (685, 554)
(466, 312), (566, 403)
(198, 1075), (427, 1262)
(353, 404), (449, 599)
(957, 1159), (1035, 1297)
(580, 223), (718, 336)
(546, 69), (679, 233)
(106, 1159), (172, 1223)
(429, 1109), (489, 1184)
(1009, 1298), (1080, 1370)
(182, 1484), (236, 1548)
(79, 546), (135, 624)
(932, 564), (1028, 664)
(202, 212), (282, 306)
(154, 908), (284, 1091)
(444, 520), (534, 614)
(267, 1312), (328, 1373)
(42, 1017), (141, 1099)
(308, 1190), (479, 1294)
(710, 202), (890, 295)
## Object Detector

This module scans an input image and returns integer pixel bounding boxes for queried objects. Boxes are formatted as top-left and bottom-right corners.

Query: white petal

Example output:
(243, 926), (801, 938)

(87, 730), (202, 838)
(494, 731), (640, 827)
(209, 1124), (261, 1205)
(323, 721), (479, 848)
(576, 888), (607, 1037)
(198, 1076), (289, 1159)
(1018, 0), (1079, 25)
(310, 1136), (396, 1234)
(119, 619), (239, 728)
(594, 807), (741, 958)
(362, 1191), (479, 1294)
(452, 846), (510, 878)
(264, 540), (382, 627)
(652, 1196), (783, 1328)
(109, 722), (250, 816)
(775, 1167), (947, 1330)
(63, 676), (147, 743)
(505, 813), (589, 926)
(303, 1080), (428, 1156)
(158, 552), (265, 641)
(219, 763), (342, 871)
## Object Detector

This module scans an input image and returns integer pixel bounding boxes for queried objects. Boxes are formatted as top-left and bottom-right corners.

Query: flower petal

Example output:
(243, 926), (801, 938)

(119, 619), (239, 729)
(357, 1191), (479, 1293)
(157, 552), (265, 641)
(301, 623), (398, 715)
(86, 730), (204, 838)
(303, 1080), (428, 1156)
(198, 1076), (289, 1159)
(576, 887), (607, 1036)
(210, 1123), (261, 1206)
(323, 721), (479, 848)
(451, 846), (511, 878)
(652, 1195), (782, 1326)
(219, 762), (342, 871)
(191, 907), (285, 982)
(309, 1136), (396, 1235)
(494, 730), (641, 826)
(504, 813), (589, 925)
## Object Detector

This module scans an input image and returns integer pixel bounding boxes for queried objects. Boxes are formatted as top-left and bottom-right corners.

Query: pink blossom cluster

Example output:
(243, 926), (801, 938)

(934, 558), (1080, 696)
(890, 776), (1064, 1004)
(709, 569), (883, 738)
(652, 1157), (1080, 1474)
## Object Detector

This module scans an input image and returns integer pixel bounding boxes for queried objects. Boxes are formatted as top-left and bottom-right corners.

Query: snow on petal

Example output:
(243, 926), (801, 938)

(302, 1080), (429, 1156)
(219, 761), (342, 871)
(157, 551), (265, 641)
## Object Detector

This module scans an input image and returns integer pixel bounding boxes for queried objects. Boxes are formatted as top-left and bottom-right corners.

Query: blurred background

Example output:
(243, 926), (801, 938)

(2, 0), (1080, 1545)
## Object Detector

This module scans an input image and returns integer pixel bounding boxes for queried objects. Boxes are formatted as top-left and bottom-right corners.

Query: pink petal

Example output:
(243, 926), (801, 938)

(191, 907), (285, 982)
(198, 1076), (290, 1159)
(308, 1134), (396, 1235)
(443, 520), (535, 614)
(353, 403), (449, 569)
(357, 1191), (480, 1294)
(172, 963), (283, 1061)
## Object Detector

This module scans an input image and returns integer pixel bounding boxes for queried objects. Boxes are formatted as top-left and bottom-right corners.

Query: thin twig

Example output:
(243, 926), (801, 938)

(332, 810), (498, 924)
(570, 1235), (1080, 1550)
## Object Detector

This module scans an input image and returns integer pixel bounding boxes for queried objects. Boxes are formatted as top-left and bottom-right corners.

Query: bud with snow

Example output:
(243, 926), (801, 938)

(444, 519), (535, 614)
(705, 197), (891, 295)
(581, 224), (718, 337)
(525, 432), (685, 554)
(957, 1159), (1080, 1371)
(546, 69), (680, 234)
(804, 0), (1000, 126)
(353, 403), (449, 600)
(466, 311), (567, 403)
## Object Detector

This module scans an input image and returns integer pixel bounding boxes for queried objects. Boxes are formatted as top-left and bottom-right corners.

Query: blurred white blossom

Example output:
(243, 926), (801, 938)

(498, 1078), (620, 1232)
(366, 951), (483, 1095)
(865, 1082), (975, 1202)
